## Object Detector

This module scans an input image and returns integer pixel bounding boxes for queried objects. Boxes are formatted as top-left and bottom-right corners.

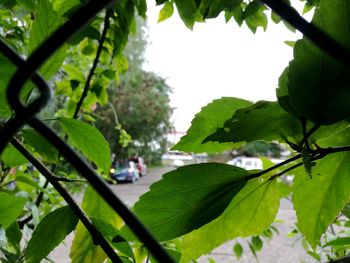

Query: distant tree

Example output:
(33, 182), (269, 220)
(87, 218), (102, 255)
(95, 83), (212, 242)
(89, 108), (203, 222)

(95, 18), (173, 164)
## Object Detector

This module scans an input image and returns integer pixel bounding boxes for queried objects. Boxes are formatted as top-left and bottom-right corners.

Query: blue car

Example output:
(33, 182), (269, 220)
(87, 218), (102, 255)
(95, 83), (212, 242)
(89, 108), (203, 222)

(110, 161), (140, 183)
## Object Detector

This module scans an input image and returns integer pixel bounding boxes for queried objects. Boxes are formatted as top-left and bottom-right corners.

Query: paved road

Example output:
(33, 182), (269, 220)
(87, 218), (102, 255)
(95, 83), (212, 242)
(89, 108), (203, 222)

(49, 166), (315, 262)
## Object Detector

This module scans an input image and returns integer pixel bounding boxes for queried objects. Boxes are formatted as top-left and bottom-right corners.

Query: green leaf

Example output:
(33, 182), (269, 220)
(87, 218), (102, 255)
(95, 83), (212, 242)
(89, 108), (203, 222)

(0, 0), (16, 9)
(317, 126), (350, 148)
(28, 0), (66, 79)
(293, 153), (350, 248)
(287, 0), (350, 125)
(172, 97), (252, 153)
(181, 177), (280, 262)
(70, 186), (122, 263)
(0, 192), (26, 229)
(22, 129), (59, 163)
(244, 2), (267, 33)
(233, 242), (243, 259)
(92, 218), (134, 260)
(205, 101), (301, 145)
(198, 0), (242, 19)
(0, 54), (15, 118)
(158, 2), (174, 22)
(129, 163), (248, 241)
(6, 222), (22, 251)
(26, 206), (79, 263)
(1, 144), (27, 167)
(58, 118), (111, 174)
(323, 237), (350, 248)
(174, 0), (199, 29)
(251, 236), (263, 251)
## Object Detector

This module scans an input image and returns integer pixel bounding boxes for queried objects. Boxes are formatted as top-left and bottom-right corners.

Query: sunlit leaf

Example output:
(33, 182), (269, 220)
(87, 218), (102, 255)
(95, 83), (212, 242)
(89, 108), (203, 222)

(22, 129), (59, 163)
(181, 177), (279, 262)
(129, 163), (248, 241)
(293, 153), (350, 248)
(172, 97), (252, 153)
(0, 192), (26, 229)
(1, 144), (27, 167)
(58, 118), (111, 174)
(205, 101), (301, 145)
(158, 2), (174, 23)
(26, 206), (78, 263)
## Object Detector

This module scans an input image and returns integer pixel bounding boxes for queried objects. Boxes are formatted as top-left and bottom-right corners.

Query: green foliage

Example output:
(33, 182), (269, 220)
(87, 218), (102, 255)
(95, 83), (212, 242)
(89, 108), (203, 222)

(1, 144), (27, 167)
(70, 186), (122, 263)
(26, 206), (79, 263)
(172, 97), (252, 153)
(130, 163), (248, 241)
(28, 0), (67, 79)
(1, 0), (350, 262)
(22, 129), (59, 163)
(158, 2), (174, 23)
(0, 193), (26, 229)
(293, 153), (350, 248)
(58, 118), (111, 174)
(205, 101), (301, 145)
(286, 0), (350, 125)
(180, 177), (279, 261)
(233, 242), (243, 259)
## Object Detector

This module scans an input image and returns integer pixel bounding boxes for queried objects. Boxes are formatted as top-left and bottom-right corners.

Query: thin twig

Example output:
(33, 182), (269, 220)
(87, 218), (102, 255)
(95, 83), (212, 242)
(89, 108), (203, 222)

(73, 8), (113, 119)
(246, 154), (302, 180)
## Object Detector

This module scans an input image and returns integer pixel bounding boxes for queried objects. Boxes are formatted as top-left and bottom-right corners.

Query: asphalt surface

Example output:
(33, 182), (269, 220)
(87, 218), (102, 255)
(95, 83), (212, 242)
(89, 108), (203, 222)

(48, 166), (315, 263)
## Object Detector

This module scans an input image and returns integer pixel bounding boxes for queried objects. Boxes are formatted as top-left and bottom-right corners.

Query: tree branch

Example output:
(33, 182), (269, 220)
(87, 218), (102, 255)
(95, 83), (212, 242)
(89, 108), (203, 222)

(11, 138), (121, 262)
(73, 8), (113, 119)
(246, 154), (302, 180)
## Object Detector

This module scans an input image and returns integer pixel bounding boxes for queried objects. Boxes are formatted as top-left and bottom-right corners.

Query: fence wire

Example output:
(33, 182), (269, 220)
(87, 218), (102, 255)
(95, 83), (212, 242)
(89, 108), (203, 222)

(0, 0), (348, 262)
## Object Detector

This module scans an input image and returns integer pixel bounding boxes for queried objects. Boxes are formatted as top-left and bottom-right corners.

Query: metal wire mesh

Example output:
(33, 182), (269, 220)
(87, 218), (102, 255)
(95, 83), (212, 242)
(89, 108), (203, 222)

(0, 0), (348, 262)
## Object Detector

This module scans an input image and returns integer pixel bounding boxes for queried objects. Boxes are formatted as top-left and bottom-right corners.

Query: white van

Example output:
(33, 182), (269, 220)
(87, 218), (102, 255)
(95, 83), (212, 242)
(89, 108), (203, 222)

(226, 157), (263, 170)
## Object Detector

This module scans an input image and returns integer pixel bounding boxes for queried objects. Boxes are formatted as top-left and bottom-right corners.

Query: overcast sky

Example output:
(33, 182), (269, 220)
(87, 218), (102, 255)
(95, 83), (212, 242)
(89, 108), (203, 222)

(143, 2), (303, 132)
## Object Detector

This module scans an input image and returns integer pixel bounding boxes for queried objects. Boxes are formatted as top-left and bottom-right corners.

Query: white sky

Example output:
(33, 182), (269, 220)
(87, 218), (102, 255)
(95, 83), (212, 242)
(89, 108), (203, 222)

(143, 2), (302, 132)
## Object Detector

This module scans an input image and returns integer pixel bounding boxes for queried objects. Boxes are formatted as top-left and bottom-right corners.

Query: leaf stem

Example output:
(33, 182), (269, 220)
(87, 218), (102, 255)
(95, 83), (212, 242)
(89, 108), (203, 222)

(246, 154), (302, 180)
(72, 8), (112, 119)
(11, 138), (122, 262)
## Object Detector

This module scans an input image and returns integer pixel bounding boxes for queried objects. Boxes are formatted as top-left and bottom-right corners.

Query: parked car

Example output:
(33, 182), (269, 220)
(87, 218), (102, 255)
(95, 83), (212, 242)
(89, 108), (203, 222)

(110, 161), (140, 183)
(128, 157), (147, 176)
(226, 156), (263, 170)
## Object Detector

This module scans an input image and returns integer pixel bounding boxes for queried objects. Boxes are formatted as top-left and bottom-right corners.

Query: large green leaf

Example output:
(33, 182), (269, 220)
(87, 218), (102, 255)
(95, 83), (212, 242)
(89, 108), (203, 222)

(293, 153), (350, 248)
(287, 0), (350, 125)
(70, 186), (122, 263)
(1, 144), (27, 167)
(58, 118), (111, 174)
(205, 101), (301, 145)
(172, 97), (252, 153)
(130, 163), (248, 241)
(0, 192), (26, 229)
(180, 177), (279, 262)
(22, 129), (59, 163)
(317, 126), (350, 147)
(28, 0), (66, 79)
(26, 206), (79, 263)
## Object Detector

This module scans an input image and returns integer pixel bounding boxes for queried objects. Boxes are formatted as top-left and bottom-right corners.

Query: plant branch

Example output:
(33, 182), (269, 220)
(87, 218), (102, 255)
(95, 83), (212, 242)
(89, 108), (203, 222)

(72, 8), (112, 119)
(246, 154), (302, 180)
(11, 138), (122, 262)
